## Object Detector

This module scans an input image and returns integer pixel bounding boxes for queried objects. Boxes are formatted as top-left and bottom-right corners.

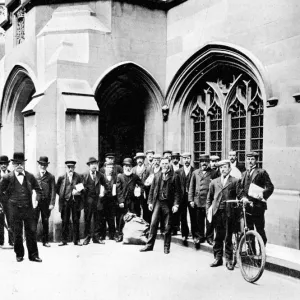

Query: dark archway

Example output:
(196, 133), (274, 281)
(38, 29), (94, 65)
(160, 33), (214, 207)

(95, 62), (164, 165)
(0, 66), (36, 155)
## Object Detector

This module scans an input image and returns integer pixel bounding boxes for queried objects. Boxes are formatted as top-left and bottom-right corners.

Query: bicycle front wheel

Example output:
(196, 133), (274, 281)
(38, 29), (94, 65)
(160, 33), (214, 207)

(237, 230), (266, 283)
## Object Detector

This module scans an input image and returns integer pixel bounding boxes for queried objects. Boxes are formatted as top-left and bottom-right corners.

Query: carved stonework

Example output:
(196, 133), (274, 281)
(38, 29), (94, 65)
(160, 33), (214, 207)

(15, 8), (25, 45)
(0, 4), (7, 38)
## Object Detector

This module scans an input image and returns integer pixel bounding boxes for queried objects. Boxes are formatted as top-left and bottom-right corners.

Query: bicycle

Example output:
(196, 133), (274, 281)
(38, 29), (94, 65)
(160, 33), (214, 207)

(226, 199), (266, 283)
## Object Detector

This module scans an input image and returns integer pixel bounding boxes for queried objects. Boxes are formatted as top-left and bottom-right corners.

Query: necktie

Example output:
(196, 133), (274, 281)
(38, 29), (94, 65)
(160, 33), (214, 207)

(18, 172), (24, 176)
(92, 171), (96, 181)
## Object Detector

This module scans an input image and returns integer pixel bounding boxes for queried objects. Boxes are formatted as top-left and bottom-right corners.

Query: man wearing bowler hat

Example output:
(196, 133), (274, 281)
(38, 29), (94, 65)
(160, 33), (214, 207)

(239, 151), (274, 245)
(189, 154), (218, 245)
(34, 156), (56, 247)
(132, 152), (151, 223)
(82, 157), (106, 245)
(0, 155), (13, 247)
(116, 158), (143, 242)
(0, 152), (42, 262)
(56, 160), (84, 246)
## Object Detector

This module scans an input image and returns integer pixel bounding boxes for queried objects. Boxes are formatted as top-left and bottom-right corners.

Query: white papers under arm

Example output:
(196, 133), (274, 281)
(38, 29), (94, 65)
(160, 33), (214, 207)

(100, 185), (105, 197)
(75, 183), (84, 192)
(112, 184), (116, 196)
(207, 206), (213, 223)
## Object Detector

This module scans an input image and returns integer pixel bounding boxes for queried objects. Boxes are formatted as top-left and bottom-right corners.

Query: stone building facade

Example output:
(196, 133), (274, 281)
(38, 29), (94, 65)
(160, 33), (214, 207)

(0, 0), (299, 249)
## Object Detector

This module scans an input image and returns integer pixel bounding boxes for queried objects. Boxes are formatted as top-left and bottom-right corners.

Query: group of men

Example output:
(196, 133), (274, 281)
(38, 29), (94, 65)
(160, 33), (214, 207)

(0, 149), (274, 271)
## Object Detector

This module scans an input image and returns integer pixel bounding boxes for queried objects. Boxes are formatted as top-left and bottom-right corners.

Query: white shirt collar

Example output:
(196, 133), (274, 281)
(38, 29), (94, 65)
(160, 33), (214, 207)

(184, 165), (191, 175)
(40, 170), (46, 177)
(231, 161), (237, 167)
(15, 170), (25, 176)
(136, 164), (145, 172)
(222, 175), (229, 186)
(172, 164), (180, 171)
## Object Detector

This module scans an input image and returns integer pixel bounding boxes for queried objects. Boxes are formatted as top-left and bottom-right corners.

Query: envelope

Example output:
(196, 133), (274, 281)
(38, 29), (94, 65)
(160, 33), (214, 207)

(75, 183), (84, 192)
(248, 183), (264, 199)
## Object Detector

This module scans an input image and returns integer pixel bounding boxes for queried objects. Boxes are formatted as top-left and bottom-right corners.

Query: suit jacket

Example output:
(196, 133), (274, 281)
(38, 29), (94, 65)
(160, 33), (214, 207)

(176, 166), (194, 200)
(100, 164), (123, 176)
(206, 175), (239, 218)
(147, 170), (180, 209)
(82, 171), (105, 199)
(239, 167), (274, 210)
(98, 173), (118, 209)
(188, 168), (218, 207)
(0, 170), (10, 203)
(116, 173), (143, 206)
(236, 162), (246, 173)
(35, 171), (56, 206)
(0, 171), (42, 208)
(170, 163), (183, 173)
(56, 172), (83, 212)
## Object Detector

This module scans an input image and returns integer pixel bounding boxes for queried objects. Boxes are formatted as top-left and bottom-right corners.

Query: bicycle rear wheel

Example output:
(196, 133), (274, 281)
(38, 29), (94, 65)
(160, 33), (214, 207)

(237, 230), (266, 283)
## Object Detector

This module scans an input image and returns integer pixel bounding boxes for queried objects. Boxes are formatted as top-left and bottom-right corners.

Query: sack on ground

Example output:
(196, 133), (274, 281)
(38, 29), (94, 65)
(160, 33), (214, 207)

(123, 213), (149, 245)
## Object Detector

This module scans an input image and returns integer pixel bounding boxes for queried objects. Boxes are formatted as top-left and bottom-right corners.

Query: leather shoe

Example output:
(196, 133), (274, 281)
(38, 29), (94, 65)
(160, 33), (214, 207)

(58, 242), (68, 246)
(116, 236), (123, 243)
(43, 243), (51, 248)
(140, 247), (153, 252)
(183, 236), (188, 246)
(207, 239), (214, 246)
(16, 256), (23, 262)
(226, 261), (234, 271)
(93, 239), (105, 244)
(29, 256), (42, 263)
(210, 259), (223, 267)
(83, 238), (90, 246)
(74, 242), (82, 246)
(164, 248), (170, 254)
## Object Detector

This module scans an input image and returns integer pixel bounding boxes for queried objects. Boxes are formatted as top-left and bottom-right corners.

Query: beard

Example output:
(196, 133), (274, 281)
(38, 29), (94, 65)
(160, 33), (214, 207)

(124, 169), (133, 176)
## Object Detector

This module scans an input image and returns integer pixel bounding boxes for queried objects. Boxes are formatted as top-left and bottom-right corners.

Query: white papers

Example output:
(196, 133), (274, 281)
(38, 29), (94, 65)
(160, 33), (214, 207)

(112, 184), (116, 196)
(248, 183), (265, 201)
(230, 166), (242, 179)
(134, 186), (141, 197)
(207, 206), (213, 223)
(75, 183), (84, 192)
(100, 185), (105, 197)
(32, 190), (38, 208)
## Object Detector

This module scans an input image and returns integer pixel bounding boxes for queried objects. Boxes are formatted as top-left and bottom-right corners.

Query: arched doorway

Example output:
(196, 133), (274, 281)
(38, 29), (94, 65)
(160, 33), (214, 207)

(95, 63), (164, 165)
(0, 66), (36, 156)
(166, 43), (268, 168)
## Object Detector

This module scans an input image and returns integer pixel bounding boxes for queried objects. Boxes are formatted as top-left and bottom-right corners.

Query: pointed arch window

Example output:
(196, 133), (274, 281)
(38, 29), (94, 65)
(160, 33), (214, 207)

(191, 66), (264, 167)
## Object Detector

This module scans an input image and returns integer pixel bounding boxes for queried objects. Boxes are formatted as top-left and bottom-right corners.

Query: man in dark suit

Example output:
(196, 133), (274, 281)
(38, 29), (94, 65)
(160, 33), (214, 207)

(98, 162), (118, 240)
(207, 160), (240, 270)
(56, 160), (84, 246)
(34, 156), (56, 247)
(82, 157), (105, 245)
(239, 151), (274, 245)
(0, 152), (42, 262)
(188, 154), (218, 245)
(132, 152), (151, 224)
(0, 155), (13, 247)
(116, 158), (143, 242)
(145, 150), (155, 169)
(210, 155), (221, 177)
(163, 150), (172, 163)
(176, 152), (195, 245)
(140, 157), (180, 254)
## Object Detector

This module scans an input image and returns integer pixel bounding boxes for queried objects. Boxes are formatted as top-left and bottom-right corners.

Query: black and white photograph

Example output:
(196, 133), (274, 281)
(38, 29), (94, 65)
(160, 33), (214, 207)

(0, 0), (300, 299)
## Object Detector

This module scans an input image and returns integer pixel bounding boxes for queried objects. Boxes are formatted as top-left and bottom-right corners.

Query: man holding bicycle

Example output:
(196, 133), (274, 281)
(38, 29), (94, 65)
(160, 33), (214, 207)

(206, 160), (239, 270)
(239, 152), (274, 245)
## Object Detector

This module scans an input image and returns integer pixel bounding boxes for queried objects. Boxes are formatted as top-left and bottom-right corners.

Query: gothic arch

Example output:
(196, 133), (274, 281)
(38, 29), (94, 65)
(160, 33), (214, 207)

(0, 65), (36, 154)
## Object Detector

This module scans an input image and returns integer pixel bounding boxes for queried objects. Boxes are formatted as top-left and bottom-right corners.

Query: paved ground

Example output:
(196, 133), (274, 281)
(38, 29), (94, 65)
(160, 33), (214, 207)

(1, 240), (300, 300)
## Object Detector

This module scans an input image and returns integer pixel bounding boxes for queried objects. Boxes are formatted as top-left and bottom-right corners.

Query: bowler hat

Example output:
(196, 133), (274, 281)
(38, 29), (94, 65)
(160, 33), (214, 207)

(163, 150), (172, 156)
(145, 150), (155, 155)
(11, 152), (27, 163)
(199, 154), (210, 162)
(246, 151), (259, 158)
(65, 160), (76, 166)
(37, 156), (50, 165)
(181, 152), (191, 158)
(123, 158), (133, 166)
(105, 153), (115, 158)
(0, 155), (10, 164)
(134, 152), (146, 160)
(86, 157), (98, 165)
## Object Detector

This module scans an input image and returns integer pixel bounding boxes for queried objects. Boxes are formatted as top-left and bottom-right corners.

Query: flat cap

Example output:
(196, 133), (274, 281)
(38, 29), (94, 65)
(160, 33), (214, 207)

(123, 158), (133, 165)
(246, 151), (259, 157)
(65, 160), (76, 166)
(163, 150), (172, 156)
(105, 153), (115, 158)
(199, 154), (210, 161)
(145, 150), (155, 155)
(181, 152), (192, 158)
(210, 155), (220, 161)
(217, 159), (231, 167)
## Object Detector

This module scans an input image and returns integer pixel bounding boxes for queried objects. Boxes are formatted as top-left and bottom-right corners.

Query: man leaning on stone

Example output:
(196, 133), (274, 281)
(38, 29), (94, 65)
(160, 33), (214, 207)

(0, 152), (43, 262)
(140, 157), (180, 254)
(56, 160), (84, 246)
(34, 156), (56, 248)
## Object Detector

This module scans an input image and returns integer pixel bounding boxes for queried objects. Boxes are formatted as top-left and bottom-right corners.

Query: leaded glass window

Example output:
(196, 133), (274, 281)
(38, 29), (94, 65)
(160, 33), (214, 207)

(210, 104), (222, 158)
(193, 108), (205, 169)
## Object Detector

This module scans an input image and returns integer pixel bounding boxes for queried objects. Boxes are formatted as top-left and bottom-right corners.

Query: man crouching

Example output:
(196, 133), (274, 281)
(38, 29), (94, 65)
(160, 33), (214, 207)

(140, 157), (180, 254)
(206, 160), (239, 270)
